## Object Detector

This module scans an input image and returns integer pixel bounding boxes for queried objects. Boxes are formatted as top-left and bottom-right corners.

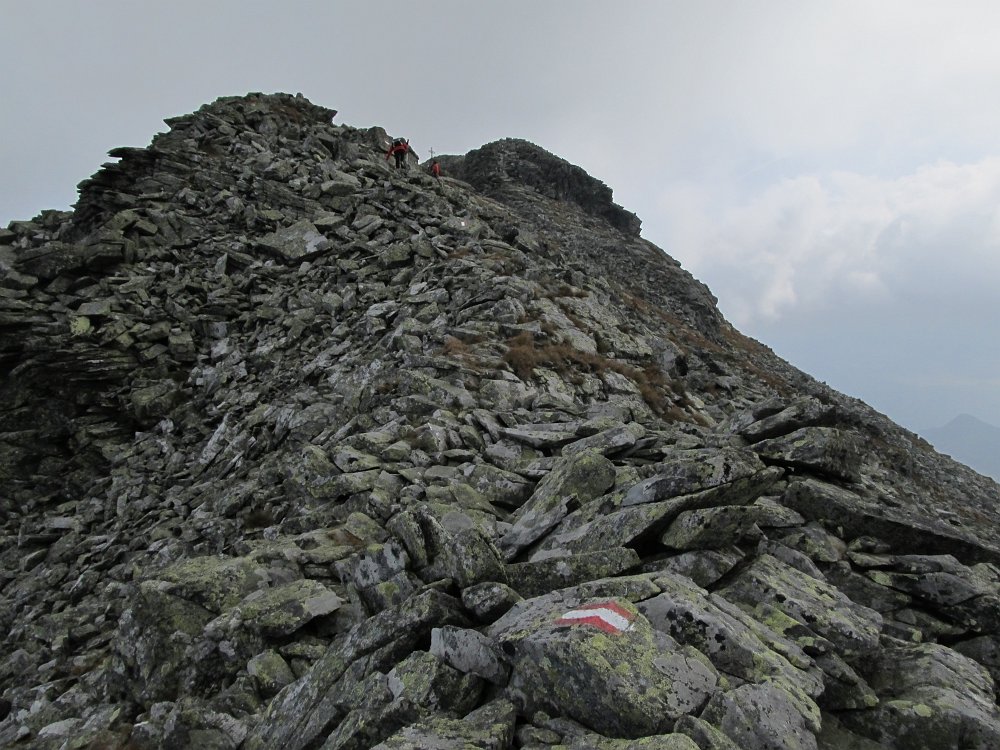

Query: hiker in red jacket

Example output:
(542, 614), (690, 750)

(430, 160), (441, 179)
(386, 138), (410, 169)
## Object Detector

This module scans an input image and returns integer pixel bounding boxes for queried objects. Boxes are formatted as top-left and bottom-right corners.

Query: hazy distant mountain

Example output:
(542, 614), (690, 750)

(925, 414), (1000, 481)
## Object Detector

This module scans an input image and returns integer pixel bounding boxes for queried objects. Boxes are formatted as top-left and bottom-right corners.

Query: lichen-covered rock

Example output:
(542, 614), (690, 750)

(461, 581), (524, 622)
(555, 731), (702, 749)
(230, 578), (342, 637)
(500, 449), (616, 559)
(155, 555), (269, 613)
(700, 682), (820, 750)
(641, 571), (823, 710)
(372, 698), (517, 749)
(660, 505), (764, 550)
(113, 583), (217, 704)
(622, 448), (767, 507)
(258, 218), (330, 260)
(247, 650), (296, 697)
(838, 641), (1000, 749)
(673, 714), (743, 750)
(737, 398), (837, 443)
(490, 594), (718, 738)
(507, 547), (640, 597)
(717, 553), (883, 656)
(752, 426), (864, 482)
(244, 590), (467, 750)
(561, 421), (647, 457)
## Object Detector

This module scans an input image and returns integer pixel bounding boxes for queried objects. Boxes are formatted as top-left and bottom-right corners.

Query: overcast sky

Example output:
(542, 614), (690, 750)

(3, 1), (999, 437)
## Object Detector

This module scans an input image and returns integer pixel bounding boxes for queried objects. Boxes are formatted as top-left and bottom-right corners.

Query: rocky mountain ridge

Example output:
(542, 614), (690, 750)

(1, 91), (1000, 749)
(924, 415), (1000, 482)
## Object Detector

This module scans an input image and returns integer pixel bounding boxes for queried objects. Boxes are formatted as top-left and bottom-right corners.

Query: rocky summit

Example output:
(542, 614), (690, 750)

(2, 92), (1000, 750)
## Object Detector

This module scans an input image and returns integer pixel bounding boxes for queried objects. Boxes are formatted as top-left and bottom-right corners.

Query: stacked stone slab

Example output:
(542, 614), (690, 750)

(1, 92), (999, 749)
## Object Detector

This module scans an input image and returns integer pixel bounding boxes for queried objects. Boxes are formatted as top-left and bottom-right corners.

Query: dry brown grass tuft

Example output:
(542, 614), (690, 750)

(554, 284), (589, 298)
(441, 336), (470, 356)
(502, 331), (694, 421)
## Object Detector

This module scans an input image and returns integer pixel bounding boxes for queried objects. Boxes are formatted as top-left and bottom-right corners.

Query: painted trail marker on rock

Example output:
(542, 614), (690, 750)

(555, 601), (635, 634)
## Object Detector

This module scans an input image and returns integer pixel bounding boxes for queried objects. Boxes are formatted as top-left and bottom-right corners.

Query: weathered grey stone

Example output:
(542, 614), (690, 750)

(155, 556), (269, 613)
(244, 590), (467, 750)
(717, 553), (883, 655)
(427, 525), (509, 588)
(461, 581), (524, 623)
(644, 547), (744, 588)
(234, 579), (342, 637)
(783, 479), (1000, 564)
(430, 626), (510, 685)
(498, 422), (584, 449)
(385, 650), (483, 714)
(953, 635), (1000, 685)
(813, 650), (878, 710)
(321, 171), (361, 196)
(738, 397), (836, 443)
(468, 462), (534, 508)
(507, 547), (640, 597)
(113, 583), (216, 704)
(641, 571), (823, 706)
(247, 650), (296, 697)
(753, 426), (864, 482)
(372, 698), (517, 749)
(700, 682), (820, 750)
(839, 641), (1000, 749)
(537, 467), (782, 558)
(561, 421), (647, 457)
(258, 219), (330, 260)
(779, 524), (848, 563)
(660, 505), (764, 550)
(500, 449), (616, 559)
(336, 540), (410, 591)
(490, 593), (718, 738)
(622, 448), (767, 507)
(673, 715), (743, 750)
(558, 732), (702, 749)
(480, 379), (535, 411)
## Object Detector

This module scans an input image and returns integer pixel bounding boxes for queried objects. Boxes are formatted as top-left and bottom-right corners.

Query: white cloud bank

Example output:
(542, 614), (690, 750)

(658, 157), (1000, 329)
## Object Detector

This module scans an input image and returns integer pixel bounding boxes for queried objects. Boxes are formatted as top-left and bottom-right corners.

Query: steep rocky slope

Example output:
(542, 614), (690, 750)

(2, 92), (999, 749)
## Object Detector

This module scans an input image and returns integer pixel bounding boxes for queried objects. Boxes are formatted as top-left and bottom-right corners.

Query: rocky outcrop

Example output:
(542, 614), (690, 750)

(441, 138), (642, 236)
(1, 91), (999, 749)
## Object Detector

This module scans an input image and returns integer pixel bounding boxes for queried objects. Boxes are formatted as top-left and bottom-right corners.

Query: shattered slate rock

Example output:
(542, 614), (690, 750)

(3, 91), (1000, 749)
(500, 448), (616, 559)
(258, 219), (330, 260)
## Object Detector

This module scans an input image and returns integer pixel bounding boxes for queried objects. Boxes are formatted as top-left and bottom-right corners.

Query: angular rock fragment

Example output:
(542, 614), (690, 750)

(700, 682), (820, 750)
(499, 449), (616, 559)
(753, 426), (864, 482)
(372, 698), (517, 749)
(506, 547), (640, 597)
(490, 593), (718, 738)
(717, 554), (883, 655)
(839, 641), (1000, 749)
(258, 219), (330, 260)
(430, 625), (510, 685)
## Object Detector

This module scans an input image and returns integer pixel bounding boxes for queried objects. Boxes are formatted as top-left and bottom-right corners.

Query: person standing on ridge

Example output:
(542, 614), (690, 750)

(430, 160), (441, 179)
(386, 138), (410, 169)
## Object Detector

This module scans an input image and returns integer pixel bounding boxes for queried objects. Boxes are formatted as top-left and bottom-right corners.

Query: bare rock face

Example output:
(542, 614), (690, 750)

(2, 91), (1000, 749)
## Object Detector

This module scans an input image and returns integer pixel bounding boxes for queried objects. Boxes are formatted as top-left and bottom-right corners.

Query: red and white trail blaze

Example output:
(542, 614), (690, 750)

(555, 601), (635, 634)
